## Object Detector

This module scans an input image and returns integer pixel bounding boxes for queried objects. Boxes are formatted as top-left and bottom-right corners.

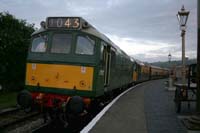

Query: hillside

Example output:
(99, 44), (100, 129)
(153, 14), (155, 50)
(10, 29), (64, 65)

(150, 59), (197, 68)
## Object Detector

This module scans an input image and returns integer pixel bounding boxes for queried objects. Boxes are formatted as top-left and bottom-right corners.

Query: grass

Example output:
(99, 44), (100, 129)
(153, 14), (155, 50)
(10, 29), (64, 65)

(0, 91), (18, 109)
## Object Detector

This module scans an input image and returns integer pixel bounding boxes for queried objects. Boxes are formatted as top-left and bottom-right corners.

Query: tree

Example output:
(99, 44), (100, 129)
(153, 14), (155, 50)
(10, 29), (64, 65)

(0, 12), (35, 91)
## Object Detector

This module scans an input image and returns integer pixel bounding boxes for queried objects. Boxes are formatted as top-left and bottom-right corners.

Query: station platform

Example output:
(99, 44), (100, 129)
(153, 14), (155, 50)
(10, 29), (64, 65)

(86, 79), (199, 133)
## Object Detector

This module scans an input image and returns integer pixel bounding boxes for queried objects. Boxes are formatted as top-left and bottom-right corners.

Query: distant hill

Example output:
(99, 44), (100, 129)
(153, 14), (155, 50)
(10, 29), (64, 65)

(150, 59), (197, 68)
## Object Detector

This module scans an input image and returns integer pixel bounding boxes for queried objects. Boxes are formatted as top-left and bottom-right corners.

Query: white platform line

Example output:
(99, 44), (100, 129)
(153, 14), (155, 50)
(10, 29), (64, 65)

(80, 84), (141, 133)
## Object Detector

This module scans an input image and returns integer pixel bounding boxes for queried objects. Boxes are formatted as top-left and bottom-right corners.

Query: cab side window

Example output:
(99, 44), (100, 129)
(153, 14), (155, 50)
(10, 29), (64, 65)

(76, 36), (95, 55)
(31, 35), (47, 52)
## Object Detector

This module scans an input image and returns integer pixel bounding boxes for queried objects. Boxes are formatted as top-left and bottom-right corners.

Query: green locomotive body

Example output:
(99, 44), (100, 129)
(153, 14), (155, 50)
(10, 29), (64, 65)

(18, 17), (133, 117)
(27, 17), (133, 97)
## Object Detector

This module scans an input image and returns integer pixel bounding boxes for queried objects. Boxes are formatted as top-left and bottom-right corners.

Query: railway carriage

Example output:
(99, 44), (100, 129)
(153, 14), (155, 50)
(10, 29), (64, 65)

(151, 66), (168, 79)
(132, 59), (151, 83)
(140, 63), (151, 81)
(132, 58), (168, 83)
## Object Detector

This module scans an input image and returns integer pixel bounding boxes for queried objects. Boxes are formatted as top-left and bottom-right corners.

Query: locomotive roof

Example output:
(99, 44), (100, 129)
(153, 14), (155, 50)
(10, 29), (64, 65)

(131, 57), (168, 70)
(133, 58), (145, 66)
(32, 17), (129, 58)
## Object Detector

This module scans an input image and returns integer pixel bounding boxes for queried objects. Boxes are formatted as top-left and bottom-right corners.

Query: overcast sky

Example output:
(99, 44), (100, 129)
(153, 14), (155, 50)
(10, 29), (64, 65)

(0, 0), (197, 62)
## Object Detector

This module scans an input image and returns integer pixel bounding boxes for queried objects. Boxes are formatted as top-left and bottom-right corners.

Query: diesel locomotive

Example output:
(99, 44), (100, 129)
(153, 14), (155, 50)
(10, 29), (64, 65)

(17, 17), (168, 123)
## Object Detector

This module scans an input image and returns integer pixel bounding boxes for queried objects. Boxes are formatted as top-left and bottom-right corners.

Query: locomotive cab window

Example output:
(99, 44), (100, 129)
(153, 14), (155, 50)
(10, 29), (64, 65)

(75, 36), (95, 55)
(31, 35), (47, 52)
(51, 34), (72, 54)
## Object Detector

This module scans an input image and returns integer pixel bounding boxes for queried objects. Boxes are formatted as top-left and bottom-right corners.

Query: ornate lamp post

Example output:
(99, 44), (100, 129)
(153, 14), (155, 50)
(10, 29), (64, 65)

(177, 5), (190, 85)
(180, 1), (200, 129)
(168, 53), (173, 90)
(168, 53), (172, 63)
(197, 0), (200, 112)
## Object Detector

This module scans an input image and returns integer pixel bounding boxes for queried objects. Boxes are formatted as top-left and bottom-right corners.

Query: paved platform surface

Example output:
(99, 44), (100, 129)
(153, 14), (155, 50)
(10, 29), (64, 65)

(90, 79), (198, 133)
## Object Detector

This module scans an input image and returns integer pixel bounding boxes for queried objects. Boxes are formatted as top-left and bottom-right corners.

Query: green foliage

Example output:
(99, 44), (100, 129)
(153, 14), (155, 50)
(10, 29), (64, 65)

(0, 91), (17, 109)
(0, 12), (35, 91)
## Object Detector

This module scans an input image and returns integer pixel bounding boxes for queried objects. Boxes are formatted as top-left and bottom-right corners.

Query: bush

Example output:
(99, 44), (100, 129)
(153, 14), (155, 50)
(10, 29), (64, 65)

(0, 12), (35, 91)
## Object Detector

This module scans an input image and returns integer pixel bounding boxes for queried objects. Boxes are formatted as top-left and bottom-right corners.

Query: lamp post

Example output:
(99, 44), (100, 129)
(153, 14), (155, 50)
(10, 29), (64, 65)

(177, 5), (190, 85)
(168, 53), (172, 63)
(168, 53), (173, 90)
(197, 0), (200, 112)
(181, 1), (200, 129)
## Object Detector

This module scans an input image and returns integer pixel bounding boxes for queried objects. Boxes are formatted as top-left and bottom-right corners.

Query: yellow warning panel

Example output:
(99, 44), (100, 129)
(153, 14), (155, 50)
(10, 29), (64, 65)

(133, 71), (137, 81)
(26, 63), (94, 91)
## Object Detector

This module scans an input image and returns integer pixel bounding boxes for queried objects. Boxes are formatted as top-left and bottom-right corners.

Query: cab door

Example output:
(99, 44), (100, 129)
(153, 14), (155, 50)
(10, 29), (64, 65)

(102, 43), (111, 87)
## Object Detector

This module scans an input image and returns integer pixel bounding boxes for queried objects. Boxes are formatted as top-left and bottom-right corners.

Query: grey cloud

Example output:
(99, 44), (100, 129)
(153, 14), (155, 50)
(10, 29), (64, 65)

(0, 0), (197, 62)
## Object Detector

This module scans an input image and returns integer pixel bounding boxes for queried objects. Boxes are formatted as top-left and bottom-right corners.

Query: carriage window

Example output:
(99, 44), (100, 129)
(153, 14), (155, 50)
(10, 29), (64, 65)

(100, 44), (104, 60)
(31, 36), (47, 52)
(76, 36), (95, 55)
(111, 49), (116, 66)
(133, 63), (136, 71)
(51, 34), (72, 54)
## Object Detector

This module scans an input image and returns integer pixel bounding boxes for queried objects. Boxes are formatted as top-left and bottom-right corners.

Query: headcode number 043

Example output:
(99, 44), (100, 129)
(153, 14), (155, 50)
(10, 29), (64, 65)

(64, 18), (79, 28)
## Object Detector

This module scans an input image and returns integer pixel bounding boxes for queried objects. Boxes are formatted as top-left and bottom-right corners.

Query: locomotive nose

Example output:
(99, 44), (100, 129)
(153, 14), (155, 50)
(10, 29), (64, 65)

(67, 96), (84, 114)
(17, 90), (32, 109)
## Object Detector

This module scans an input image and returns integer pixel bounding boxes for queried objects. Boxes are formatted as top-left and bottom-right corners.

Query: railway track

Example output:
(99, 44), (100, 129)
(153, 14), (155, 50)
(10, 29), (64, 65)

(0, 107), (20, 116)
(31, 85), (139, 133)
(31, 121), (68, 133)
(0, 84), (140, 133)
(0, 108), (41, 132)
(32, 122), (50, 133)
(31, 111), (97, 133)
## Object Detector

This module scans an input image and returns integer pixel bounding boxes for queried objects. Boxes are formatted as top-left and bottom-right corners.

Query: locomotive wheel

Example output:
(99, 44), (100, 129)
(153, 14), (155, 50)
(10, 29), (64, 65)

(24, 106), (32, 113)
(174, 89), (181, 113)
(67, 96), (84, 115)
(17, 90), (32, 112)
